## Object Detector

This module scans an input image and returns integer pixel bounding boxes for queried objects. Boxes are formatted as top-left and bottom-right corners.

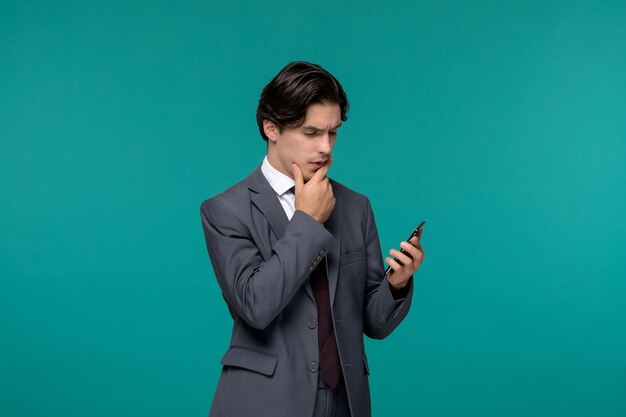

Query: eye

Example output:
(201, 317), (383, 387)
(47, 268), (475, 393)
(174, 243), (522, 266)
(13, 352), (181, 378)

(329, 131), (337, 136)
(304, 131), (317, 136)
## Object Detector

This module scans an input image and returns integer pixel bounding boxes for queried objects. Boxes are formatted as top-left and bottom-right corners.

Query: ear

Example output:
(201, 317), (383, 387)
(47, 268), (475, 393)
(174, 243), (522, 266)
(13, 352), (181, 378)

(263, 120), (280, 143)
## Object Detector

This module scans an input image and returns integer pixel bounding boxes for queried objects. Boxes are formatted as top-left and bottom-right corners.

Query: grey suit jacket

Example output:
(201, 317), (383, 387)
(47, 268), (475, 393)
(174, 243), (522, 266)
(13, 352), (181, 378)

(200, 165), (414, 417)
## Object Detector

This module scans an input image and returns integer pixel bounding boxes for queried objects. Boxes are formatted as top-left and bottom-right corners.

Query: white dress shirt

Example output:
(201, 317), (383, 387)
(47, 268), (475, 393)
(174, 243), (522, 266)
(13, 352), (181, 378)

(261, 156), (296, 220)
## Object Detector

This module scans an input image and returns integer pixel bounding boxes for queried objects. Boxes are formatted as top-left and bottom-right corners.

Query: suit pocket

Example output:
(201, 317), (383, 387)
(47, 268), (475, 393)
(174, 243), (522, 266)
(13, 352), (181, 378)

(340, 250), (366, 266)
(220, 345), (278, 376)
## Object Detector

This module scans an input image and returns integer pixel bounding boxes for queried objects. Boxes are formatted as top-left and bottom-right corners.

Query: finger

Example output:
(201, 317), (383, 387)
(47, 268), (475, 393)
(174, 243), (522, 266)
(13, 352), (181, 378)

(403, 241), (425, 264)
(291, 163), (304, 192)
(312, 157), (332, 182)
(408, 236), (424, 254)
(402, 240), (421, 258)
(404, 245), (424, 269)
(415, 241), (424, 255)
(322, 177), (334, 193)
(389, 248), (413, 267)
(312, 156), (333, 182)
(385, 257), (402, 272)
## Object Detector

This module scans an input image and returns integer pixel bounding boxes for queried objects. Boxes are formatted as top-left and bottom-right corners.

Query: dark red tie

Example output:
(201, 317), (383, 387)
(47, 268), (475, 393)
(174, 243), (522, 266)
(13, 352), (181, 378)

(309, 257), (342, 388)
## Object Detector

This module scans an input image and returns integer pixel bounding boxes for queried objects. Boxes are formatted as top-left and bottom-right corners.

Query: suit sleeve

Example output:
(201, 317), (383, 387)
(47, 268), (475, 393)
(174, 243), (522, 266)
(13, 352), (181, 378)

(200, 198), (337, 330)
(362, 197), (414, 339)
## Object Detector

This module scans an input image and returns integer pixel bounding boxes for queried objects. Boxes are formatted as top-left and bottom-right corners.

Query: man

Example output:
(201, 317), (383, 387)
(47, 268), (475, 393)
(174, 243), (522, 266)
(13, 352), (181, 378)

(200, 61), (424, 417)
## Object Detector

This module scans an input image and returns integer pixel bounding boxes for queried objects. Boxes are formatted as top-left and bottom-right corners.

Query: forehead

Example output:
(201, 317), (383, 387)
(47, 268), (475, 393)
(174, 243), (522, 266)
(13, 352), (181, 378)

(301, 102), (342, 128)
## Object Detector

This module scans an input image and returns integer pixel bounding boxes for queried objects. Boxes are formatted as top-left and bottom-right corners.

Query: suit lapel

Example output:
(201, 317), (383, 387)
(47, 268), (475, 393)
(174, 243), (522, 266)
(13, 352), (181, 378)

(247, 165), (315, 301)
(324, 181), (343, 307)
(247, 165), (289, 240)
(251, 187), (289, 241)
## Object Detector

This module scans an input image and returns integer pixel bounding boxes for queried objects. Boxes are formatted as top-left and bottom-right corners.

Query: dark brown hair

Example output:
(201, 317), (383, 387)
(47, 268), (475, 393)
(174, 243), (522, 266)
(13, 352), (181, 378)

(256, 61), (349, 141)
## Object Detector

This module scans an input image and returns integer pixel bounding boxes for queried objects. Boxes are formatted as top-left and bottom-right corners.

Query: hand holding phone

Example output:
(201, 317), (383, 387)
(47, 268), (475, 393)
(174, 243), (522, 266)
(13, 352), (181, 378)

(384, 221), (425, 276)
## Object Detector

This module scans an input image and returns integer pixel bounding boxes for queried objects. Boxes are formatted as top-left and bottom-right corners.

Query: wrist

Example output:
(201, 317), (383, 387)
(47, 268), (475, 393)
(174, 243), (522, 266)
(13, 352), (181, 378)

(296, 208), (322, 224)
(388, 276), (408, 289)
(388, 276), (412, 300)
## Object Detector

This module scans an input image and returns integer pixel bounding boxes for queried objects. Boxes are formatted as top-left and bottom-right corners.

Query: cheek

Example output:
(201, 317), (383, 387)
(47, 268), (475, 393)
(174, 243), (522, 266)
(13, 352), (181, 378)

(279, 141), (296, 160)
(293, 145), (309, 163)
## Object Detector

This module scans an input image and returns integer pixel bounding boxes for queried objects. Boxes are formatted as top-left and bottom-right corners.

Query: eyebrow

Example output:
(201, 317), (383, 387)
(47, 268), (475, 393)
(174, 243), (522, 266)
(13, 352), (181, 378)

(301, 123), (342, 131)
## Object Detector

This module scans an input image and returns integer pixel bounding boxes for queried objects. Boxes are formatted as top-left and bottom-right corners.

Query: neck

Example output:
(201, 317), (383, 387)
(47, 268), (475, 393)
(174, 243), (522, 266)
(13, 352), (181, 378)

(266, 152), (293, 180)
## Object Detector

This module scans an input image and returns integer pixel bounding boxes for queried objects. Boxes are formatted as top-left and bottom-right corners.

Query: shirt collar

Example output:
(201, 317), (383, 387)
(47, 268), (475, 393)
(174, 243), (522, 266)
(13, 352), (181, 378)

(261, 156), (295, 195)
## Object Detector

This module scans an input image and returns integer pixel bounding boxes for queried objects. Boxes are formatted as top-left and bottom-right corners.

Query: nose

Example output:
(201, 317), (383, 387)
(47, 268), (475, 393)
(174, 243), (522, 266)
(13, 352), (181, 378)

(318, 132), (333, 155)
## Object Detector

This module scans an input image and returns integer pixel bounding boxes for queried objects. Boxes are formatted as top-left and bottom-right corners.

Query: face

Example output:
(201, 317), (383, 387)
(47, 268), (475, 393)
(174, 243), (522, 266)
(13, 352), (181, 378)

(265, 102), (342, 182)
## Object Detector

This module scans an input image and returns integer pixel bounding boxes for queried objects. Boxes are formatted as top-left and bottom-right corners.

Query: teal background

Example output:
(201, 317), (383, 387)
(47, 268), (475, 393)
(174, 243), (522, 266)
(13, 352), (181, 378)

(1, 0), (625, 415)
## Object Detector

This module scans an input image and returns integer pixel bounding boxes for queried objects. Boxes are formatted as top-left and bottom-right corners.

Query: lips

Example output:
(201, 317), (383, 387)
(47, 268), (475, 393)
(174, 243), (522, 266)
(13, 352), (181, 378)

(309, 161), (324, 169)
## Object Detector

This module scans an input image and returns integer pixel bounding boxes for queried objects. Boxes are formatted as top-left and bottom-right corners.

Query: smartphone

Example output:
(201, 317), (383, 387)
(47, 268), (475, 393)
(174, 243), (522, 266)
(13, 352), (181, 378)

(384, 221), (426, 276)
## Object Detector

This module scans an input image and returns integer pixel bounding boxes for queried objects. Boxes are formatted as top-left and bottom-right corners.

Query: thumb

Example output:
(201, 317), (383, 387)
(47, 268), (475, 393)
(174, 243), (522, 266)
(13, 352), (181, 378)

(291, 163), (304, 192)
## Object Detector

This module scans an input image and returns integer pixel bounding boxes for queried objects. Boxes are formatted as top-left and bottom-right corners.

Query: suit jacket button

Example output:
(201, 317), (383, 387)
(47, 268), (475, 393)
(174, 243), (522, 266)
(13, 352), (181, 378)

(309, 361), (319, 373)
(307, 318), (317, 329)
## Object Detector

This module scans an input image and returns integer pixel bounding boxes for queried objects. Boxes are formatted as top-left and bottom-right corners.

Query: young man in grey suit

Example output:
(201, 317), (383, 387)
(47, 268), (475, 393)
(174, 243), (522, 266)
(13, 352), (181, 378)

(200, 61), (425, 417)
